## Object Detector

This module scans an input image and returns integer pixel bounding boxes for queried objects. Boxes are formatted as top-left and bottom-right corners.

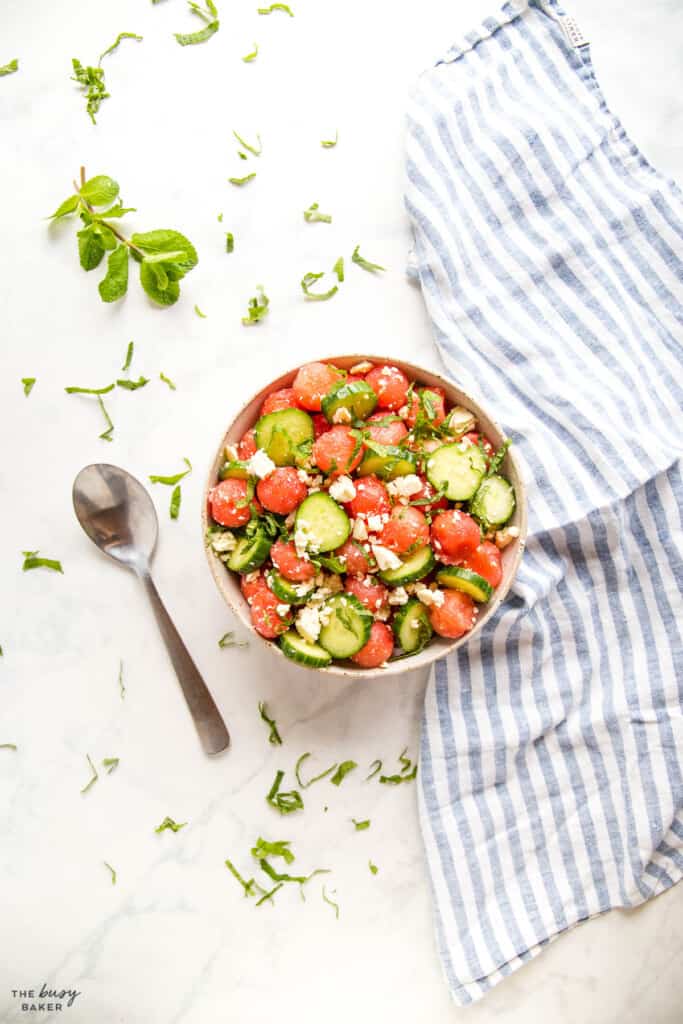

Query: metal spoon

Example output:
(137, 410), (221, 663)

(72, 463), (230, 755)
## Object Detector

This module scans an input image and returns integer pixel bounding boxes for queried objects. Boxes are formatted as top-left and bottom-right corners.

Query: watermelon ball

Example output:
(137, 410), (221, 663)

(430, 509), (481, 563)
(365, 410), (408, 446)
(237, 427), (257, 460)
(334, 539), (372, 577)
(293, 361), (342, 411)
(347, 475), (391, 518)
(256, 467), (308, 515)
(312, 425), (364, 477)
(460, 541), (503, 589)
(405, 386), (446, 428)
(250, 588), (292, 639)
(209, 479), (257, 528)
(345, 575), (389, 613)
(365, 365), (410, 411)
(241, 571), (271, 602)
(270, 540), (316, 581)
(428, 590), (476, 639)
(312, 413), (332, 439)
(351, 622), (395, 668)
(260, 387), (299, 416)
(379, 506), (430, 555)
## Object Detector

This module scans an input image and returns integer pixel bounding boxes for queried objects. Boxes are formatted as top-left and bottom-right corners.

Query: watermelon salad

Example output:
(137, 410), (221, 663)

(206, 360), (518, 670)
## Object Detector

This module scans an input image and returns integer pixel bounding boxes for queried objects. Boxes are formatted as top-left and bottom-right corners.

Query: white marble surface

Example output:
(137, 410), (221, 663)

(1, 0), (682, 1021)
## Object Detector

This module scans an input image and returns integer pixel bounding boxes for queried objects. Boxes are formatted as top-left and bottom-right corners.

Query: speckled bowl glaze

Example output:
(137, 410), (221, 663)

(203, 355), (527, 677)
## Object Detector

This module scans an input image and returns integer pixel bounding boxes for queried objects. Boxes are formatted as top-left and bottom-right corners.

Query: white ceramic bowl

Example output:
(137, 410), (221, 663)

(203, 355), (527, 677)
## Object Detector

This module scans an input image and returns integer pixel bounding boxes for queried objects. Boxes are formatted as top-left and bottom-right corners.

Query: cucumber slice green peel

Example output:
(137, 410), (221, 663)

(426, 442), (486, 501)
(470, 475), (516, 528)
(378, 545), (435, 586)
(254, 408), (314, 467)
(294, 492), (350, 554)
(321, 380), (378, 423)
(436, 566), (493, 603)
(392, 598), (433, 654)
(318, 593), (372, 658)
(280, 631), (332, 668)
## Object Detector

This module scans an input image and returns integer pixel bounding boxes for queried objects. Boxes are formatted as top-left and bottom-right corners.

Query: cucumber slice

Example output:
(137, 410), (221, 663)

(392, 598), (433, 654)
(268, 570), (313, 605)
(378, 545), (435, 586)
(437, 566), (493, 603)
(255, 408), (314, 467)
(218, 459), (249, 480)
(227, 530), (271, 573)
(294, 492), (350, 554)
(470, 475), (515, 527)
(318, 593), (373, 658)
(358, 445), (418, 480)
(321, 380), (378, 423)
(426, 442), (487, 501)
(280, 630), (332, 668)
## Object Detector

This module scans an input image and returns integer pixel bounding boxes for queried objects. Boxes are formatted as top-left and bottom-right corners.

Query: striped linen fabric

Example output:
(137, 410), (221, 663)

(405, 0), (683, 1006)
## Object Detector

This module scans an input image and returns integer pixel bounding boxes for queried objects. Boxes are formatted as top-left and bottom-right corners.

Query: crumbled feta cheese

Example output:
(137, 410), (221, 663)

(387, 474), (423, 499)
(374, 605), (391, 622)
(397, 405), (409, 419)
(329, 475), (356, 503)
(366, 513), (388, 534)
(332, 407), (352, 425)
(246, 448), (276, 479)
(312, 586), (331, 602)
(297, 468), (312, 485)
(415, 586), (445, 608)
(495, 525), (520, 549)
(224, 443), (239, 462)
(276, 604), (291, 618)
(352, 518), (368, 541)
(292, 581), (315, 598)
(294, 520), (318, 557)
(210, 530), (236, 554)
(388, 586), (409, 606)
(296, 605), (321, 643)
(350, 360), (374, 375)
(319, 605), (333, 627)
(371, 544), (402, 572)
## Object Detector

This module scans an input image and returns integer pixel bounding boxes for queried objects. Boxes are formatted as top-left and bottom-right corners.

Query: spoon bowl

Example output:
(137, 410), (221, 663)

(72, 463), (230, 755)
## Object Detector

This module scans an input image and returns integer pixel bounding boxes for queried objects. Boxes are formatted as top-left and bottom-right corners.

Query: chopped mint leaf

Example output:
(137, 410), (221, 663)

(229, 172), (256, 186)
(194, 304), (207, 318)
(242, 285), (269, 325)
(159, 372), (177, 390)
(175, 0), (219, 45)
(258, 701), (282, 745)
(225, 858), (258, 897)
(232, 130), (262, 156)
(80, 754), (99, 794)
(98, 396), (115, 441)
(22, 551), (63, 574)
(0, 59), (19, 77)
(121, 341), (134, 372)
(369, 860), (379, 875)
(266, 769), (303, 814)
(118, 659), (125, 699)
(330, 760), (357, 786)
(217, 212), (223, 222)
(258, 859), (328, 886)
(352, 818), (370, 831)
(295, 752), (337, 789)
(71, 59), (107, 124)
(258, 3), (294, 14)
(379, 765), (417, 784)
(116, 376), (149, 390)
(238, 151), (248, 160)
(321, 130), (338, 148)
(218, 631), (248, 649)
(21, 377), (36, 397)
(226, 232), (234, 253)
(169, 484), (182, 520)
(0, 743), (17, 751)
(352, 244), (385, 273)
(365, 759), (382, 780)
(242, 42), (258, 62)
(301, 271), (337, 302)
(98, 32), (143, 64)
(486, 438), (512, 477)
(102, 757), (119, 774)
(256, 882), (283, 906)
(332, 256), (344, 282)
(104, 861), (117, 885)
(149, 457), (192, 485)
(251, 838), (295, 864)
(303, 202), (332, 224)
(65, 382), (115, 394)
(155, 816), (187, 833)
(322, 884), (339, 919)
(99, 245), (129, 302)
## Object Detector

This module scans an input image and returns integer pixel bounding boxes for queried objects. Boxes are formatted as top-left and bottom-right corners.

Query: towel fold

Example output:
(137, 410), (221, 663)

(405, 0), (683, 1005)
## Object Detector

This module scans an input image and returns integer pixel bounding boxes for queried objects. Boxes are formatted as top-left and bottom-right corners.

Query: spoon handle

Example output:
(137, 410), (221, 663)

(139, 572), (230, 755)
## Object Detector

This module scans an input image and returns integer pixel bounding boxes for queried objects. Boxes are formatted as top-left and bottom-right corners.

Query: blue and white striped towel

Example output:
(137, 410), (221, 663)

(405, 0), (683, 1005)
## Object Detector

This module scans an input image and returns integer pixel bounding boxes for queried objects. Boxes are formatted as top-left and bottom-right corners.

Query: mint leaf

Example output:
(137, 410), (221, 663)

(98, 396), (115, 441)
(21, 378), (36, 397)
(149, 457), (192, 485)
(140, 261), (180, 306)
(80, 753), (99, 794)
(251, 838), (295, 864)
(98, 244), (129, 302)
(102, 757), (119, 774)
(232, 130), (262, 156)
(242, 285), (269, 325)
(49, 194), (79, 220)
(294, 752), (338, 788)
(218, 631), (248, 648)
(169, 484), (181, 519)
(229, 173), (256, 186)
(77, 225), (105, 271)
(369, 861), (379, 875)
(321, 130), (338, 148)
(0, 743), (17, 750)
(71, 59), (108, 123)
(226, 232), (234, 253)
(352, 244), (385, 272)
(65, 382), (115, 394)
(116, 376), (148, 390)
(332, 256), (344, 282)
(303, 202), (332, 224)
(22, 550), (64, 573)
(225, 859), (259, 897)
(194, 304), (207, 318)
(155, 816), (187, 833)
(80, 175), (120, 206)
(121, 341), (134, 372)
(159, 372), (176, 390)
(98, 32), (142, 64)
(258, 701), (282, 745)
(365, 759), (382, 780)
(266, 770), (303, 815)
(175, 0), (219, 45)
(352, 818), (370, 831)
(98, 202), (136, 219)
(322, 885), (339, 919)
(242, 43), (258, 62)
(301, 271), (337, 301)
(330, 760), (357, 786)
(104, 861), (117, 885)
(132, 230), (198, 274)
(258, 3), (294, 14)
(0, 59), (19, 77)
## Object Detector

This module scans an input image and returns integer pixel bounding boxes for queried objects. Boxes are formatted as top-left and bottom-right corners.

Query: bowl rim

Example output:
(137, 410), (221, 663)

(202, 353), (527, 678)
